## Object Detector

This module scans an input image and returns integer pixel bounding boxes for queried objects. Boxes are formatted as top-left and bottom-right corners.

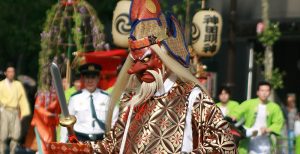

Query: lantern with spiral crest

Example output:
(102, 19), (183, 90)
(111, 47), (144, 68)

(112, 0), (131, 48)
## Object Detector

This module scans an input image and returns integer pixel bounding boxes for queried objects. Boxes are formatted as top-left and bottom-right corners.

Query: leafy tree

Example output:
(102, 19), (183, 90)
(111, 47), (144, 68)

(0, 0), (57, 78)
(0, 0), (117, 80)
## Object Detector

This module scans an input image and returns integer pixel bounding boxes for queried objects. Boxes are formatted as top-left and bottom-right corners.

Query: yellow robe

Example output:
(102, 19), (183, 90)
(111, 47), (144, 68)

(0, 79), (31, 118)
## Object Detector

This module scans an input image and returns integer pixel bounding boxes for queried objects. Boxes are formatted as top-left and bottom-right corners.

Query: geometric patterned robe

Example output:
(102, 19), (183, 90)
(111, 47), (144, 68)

(91, 81), (237, 153)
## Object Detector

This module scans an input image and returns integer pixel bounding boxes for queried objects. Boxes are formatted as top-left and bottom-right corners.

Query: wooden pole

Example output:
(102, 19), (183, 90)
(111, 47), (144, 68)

(226, 0), (237, 88)
(185, 0), (191, 44)
(261, 0), (274, 101)
(201, 0), (206, 9)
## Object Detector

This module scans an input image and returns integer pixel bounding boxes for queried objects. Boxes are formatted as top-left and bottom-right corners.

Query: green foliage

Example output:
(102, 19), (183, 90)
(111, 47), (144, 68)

(72, 3), (84, 53)
(72, 0), (105, 53)
(39, 3), (60, 90)
(38, 0), (108, 90)
(267, 68), (285, 90)
(0, 0), (56, 77)
(255, 52), (285, 90)
(0, 0), (117, 82)
(258, 22), (281, 46)
(254, 52), (264, 66)
(161, 0), (200, 26)
(171, 2), (186, 24)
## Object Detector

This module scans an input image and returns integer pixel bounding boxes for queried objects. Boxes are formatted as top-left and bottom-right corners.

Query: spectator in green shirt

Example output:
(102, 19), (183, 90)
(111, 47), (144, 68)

(231, 81), (284, 154)
(65, 75), (82, 104)
(216, 86), (239, 117)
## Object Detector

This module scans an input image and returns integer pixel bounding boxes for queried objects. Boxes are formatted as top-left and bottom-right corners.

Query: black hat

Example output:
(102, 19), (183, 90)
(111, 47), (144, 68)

(79, 63), (101, 75)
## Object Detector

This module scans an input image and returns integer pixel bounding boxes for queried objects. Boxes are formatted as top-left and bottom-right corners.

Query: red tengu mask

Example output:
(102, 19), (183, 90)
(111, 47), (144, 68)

(128, 47), (163, 83)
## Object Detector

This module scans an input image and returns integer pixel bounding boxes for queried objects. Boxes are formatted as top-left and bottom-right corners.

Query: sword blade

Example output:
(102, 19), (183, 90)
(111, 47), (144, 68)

(50, 63), (69, 117)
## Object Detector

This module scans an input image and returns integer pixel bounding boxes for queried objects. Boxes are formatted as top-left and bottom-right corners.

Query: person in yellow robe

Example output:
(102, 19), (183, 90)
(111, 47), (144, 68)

(0, 64), (31, 154)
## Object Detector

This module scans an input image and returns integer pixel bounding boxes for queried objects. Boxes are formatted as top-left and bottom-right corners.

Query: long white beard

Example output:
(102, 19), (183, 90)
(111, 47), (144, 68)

(126, 69), (164, 107)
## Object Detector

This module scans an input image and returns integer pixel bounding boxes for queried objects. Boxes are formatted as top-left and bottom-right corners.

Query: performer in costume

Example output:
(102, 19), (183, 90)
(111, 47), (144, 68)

(30, 89), (61, 154)
(60, 63), (119, 142)
(216, 86), (239, 117)
(85, 0), (237, 153)
(231, 81), (284, 154)
(0, 64), (31, 154)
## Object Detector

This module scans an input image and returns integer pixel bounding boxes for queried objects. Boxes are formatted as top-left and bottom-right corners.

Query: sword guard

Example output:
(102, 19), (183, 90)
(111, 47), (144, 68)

(60, 115), (77, 127)
(60, 115), (78, 143)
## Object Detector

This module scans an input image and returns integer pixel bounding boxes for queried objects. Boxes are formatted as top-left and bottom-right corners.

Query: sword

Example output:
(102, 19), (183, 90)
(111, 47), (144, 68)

(50, 63), (78, 143)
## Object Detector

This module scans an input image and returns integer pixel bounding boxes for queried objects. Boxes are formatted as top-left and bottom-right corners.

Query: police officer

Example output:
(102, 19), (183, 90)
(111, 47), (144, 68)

(60, 63), (118, 142)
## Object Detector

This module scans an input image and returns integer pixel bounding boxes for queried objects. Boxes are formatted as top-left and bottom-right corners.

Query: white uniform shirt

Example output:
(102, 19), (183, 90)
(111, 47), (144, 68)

(60, 88), (119, 142)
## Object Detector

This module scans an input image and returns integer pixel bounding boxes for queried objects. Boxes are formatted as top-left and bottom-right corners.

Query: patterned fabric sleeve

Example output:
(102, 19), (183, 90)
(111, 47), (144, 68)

(87, 111), (123, 154)
(191, 90), (237, 153)
(90, 130), (118, 153)
(89, 93), (131, 153)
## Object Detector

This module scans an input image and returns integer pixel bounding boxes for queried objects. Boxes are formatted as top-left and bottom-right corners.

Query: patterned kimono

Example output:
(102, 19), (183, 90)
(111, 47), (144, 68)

(90, 81), (236, 153)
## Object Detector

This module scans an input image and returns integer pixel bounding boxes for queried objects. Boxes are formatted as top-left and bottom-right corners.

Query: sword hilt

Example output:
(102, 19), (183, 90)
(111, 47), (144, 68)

(60, 115), (78, 143)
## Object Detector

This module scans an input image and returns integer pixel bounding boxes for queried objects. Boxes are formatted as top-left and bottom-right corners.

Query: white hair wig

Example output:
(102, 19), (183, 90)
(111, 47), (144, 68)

(105, 44), (207, 132)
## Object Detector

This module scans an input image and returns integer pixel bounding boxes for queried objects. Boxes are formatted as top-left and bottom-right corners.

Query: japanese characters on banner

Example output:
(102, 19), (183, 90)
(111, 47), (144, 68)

(192, 10), (222, 57)
(112, 0), (131, 48)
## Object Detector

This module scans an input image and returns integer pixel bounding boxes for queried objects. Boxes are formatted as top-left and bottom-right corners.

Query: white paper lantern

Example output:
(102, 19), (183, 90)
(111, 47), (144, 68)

(112, 0), (131, 48)
(192, 9), (223, 57)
